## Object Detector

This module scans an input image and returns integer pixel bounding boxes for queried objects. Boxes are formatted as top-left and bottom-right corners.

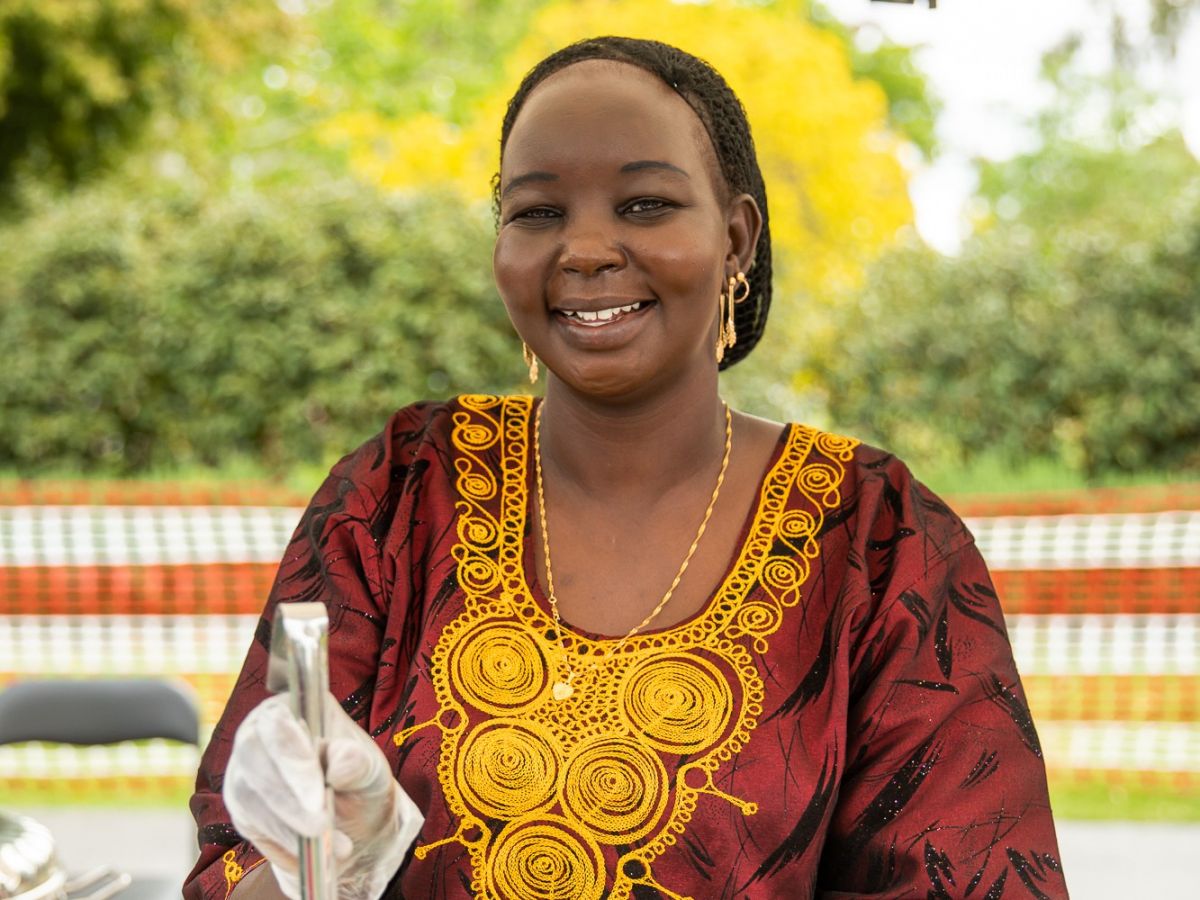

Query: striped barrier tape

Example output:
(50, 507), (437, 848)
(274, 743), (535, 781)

(0, 492), (1196, 794)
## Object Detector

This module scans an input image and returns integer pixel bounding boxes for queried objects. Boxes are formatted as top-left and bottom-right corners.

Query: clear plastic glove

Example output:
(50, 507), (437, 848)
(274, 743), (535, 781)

(224, 693), (424, 900)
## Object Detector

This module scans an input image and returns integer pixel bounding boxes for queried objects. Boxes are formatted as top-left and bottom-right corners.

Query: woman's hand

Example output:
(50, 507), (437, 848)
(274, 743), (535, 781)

(223, 693), (424, 900)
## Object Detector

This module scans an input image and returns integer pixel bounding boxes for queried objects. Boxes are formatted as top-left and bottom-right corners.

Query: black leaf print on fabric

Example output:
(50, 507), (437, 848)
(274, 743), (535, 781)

(841, 738), (943, 856)
(818, 495), (860, 536)
(253, 615), (272, 651)
(960, 750), (1001, 788)
(935, 603), (953, 679)
(848, 630), (885, 705)
(341, 673), (375, 724)
(455, 866), (474, 896)
(981, 867), (1009, 900)
(198, 822), (240, 847)
(375, 457), (430, 552)
(860, 838), (899, 893)
(895, 679), (959, 694)
(965, 854), (989, 895)
(898, 588), (932, 643)
(880, 474), (906, 521)
(863, 452), (897, 471)
(913, 485), (954, 518)
(679, 831), (716, 881)
(338, 602), (385, 632)
(846, 543), (865, 574)
(1006, 848), (1057, 899)
(769, 615), (836, 719)
(924, 840), (956, 899)
(867, 527), (918, 597)
(982, 673), (1043, 758)
(364, 462), (409, 544)
(744, 747), (839, 885)
(948, 582), (1008, 639)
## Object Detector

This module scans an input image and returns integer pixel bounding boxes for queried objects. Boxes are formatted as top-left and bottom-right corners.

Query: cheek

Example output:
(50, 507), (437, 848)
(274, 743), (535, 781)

(492, 234), (535, 315)
(634, 232), (724, 304)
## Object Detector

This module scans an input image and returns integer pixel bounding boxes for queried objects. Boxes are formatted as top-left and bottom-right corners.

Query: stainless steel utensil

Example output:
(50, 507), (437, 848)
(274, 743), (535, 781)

(266, 603), (337, 900)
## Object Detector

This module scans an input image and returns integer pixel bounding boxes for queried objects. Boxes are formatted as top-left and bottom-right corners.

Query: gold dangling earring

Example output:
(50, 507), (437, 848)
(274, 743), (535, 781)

(715, 284), (729, 363)
(726, 271), (751, 359)
(522, 342), (539, 384)
(732, 271), (751, 306)
(725, 274), (739, 350)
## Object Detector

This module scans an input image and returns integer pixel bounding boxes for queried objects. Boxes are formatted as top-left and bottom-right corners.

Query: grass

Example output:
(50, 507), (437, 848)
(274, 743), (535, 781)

(0, 456), (332, 497)
(3, 780), (192, 808)
(914, 453), (1196, 497)
(2, 453), (1194, 501)
(1049, 780), (1200, 822)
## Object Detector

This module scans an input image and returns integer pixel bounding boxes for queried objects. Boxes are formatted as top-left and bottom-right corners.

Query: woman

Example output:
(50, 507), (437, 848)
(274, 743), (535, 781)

(186, 37), (1068, 900)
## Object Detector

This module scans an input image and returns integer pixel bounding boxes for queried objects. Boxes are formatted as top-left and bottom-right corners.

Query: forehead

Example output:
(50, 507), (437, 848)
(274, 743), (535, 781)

(501, 59), (719, 188)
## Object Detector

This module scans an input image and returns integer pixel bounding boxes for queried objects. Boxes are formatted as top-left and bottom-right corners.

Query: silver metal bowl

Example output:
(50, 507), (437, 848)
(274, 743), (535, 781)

(0, 813), (64, 900)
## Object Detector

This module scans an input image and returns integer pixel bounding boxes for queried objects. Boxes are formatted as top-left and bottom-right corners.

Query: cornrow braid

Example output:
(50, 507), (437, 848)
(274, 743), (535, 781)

(493, 36), (773, 370)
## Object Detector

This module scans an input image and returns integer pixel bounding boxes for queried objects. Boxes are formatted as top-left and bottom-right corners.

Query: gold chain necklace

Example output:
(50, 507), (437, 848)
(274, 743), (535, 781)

(533, 400), (733, 701)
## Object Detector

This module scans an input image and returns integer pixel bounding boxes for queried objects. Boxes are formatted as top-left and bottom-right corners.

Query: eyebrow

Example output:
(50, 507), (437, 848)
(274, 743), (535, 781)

(620, 160), (690, 178)
(502, 160), (691, 197)
(501, 171), (558, 196)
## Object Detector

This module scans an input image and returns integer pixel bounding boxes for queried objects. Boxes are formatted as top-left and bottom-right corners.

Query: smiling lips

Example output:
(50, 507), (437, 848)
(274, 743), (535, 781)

(557, 300), (650, 326)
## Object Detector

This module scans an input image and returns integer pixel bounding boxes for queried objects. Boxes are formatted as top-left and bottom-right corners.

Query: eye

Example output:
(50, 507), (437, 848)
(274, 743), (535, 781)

(621, 197), (675, 217)
(506, 206), (561, 225)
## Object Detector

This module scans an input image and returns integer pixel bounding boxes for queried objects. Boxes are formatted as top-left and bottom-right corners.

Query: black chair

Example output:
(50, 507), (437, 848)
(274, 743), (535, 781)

(0, 678), (200, 746)
(0, 678), (201, 899)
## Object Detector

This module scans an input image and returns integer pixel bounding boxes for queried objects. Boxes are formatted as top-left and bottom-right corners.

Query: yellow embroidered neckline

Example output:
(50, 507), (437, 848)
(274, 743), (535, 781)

(520, 408), (794, 651)
(396, 394), (857, 900)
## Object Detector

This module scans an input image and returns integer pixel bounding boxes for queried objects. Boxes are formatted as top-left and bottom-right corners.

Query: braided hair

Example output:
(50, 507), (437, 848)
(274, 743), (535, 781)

(493, 36), (773, 370)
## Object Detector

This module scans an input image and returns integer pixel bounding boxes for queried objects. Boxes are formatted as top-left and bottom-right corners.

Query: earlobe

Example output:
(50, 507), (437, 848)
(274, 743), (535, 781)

(726, 193), (763, 273)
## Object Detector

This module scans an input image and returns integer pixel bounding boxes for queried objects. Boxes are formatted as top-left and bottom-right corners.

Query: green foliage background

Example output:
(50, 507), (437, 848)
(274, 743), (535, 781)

(812, 135), (1200, 478)
(0, 0), (1195, 484)
(0, 183), (516, 474)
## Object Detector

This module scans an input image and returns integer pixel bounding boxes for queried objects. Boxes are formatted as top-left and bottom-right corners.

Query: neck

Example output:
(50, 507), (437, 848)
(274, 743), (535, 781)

(537, 370), (726, 500)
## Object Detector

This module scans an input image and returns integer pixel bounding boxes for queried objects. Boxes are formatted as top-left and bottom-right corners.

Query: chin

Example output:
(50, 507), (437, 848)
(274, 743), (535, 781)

(548, 357), (645, 402)
(553, 355), (707, 408)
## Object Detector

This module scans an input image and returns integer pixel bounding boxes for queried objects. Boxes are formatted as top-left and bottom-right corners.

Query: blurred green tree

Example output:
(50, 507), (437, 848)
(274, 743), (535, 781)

(0, 183), (519, 475)
(810, 15), (1200, 479)
(813, 131), (1200, 478)
(0, 0), (288, 195)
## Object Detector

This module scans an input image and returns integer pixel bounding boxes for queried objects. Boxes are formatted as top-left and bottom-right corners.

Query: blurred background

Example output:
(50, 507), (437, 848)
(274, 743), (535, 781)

(0, 0), (1196, 896)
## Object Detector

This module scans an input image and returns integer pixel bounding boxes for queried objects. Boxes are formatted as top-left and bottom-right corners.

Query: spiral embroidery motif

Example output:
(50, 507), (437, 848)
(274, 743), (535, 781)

(459, 719), (560, 819)
(450, 620), (549, 714)
(561, 735), (669, 843)
(402, 395), (856, 899)
(621, 653), (733, 754)
(489, 815), (605, 900)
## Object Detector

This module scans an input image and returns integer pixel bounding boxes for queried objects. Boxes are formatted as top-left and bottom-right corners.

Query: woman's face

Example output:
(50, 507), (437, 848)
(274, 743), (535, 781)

(494, 60), (759, 402)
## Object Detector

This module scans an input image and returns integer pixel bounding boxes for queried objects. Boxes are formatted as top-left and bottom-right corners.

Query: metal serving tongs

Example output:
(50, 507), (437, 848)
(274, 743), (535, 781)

(267, 603), (338, 900)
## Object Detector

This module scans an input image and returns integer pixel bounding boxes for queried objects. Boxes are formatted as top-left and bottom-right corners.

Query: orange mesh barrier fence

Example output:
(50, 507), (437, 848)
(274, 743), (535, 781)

(0, 480), (1197, 804)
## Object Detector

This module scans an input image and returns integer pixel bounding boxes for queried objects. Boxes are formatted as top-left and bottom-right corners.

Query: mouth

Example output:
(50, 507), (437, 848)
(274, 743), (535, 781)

(555, 300), (654, 327)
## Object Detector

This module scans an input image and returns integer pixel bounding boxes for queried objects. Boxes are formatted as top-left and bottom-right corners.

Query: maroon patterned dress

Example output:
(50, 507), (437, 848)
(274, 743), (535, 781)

(186, 395), (1067, 899)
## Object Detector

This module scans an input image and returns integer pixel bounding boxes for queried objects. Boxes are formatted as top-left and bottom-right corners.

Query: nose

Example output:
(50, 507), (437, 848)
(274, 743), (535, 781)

(559, 215), (625, 276)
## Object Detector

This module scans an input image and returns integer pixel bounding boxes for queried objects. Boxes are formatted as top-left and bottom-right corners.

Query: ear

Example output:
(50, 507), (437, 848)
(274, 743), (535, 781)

(724, 192), (763, 275)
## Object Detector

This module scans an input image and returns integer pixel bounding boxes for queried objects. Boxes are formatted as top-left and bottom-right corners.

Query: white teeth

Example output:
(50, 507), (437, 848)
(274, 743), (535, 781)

(564, 302), (643, 324)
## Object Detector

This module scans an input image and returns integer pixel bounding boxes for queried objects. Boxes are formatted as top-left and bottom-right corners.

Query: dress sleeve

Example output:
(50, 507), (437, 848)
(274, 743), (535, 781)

(816, 538), (1069, 899)
(183, 408), (435, 900)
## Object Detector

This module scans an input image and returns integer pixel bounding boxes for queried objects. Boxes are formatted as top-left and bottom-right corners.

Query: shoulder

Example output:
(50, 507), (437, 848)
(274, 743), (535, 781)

(301, 395), (526, 526)
(847, 437), (971, 558)
(795, 424), (976, 590)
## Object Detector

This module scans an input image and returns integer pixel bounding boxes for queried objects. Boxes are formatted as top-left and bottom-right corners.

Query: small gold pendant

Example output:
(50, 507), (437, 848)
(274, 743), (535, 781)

(552, 681), (574, 701)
